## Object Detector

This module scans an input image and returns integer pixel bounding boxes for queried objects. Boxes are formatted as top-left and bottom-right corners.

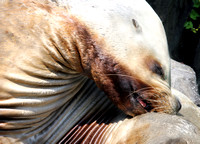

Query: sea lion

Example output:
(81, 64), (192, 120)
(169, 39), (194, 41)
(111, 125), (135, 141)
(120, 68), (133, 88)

(0, 0), (180, 143)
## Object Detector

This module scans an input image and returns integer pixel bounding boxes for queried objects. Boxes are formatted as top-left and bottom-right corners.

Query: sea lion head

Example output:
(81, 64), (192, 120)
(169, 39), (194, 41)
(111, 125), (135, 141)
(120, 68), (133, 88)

(64, 0), (181, 116)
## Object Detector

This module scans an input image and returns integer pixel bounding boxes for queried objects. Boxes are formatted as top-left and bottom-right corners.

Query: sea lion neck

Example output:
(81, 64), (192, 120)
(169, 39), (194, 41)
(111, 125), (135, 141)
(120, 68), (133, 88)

(27, 2), (108, 76)
(57, 14), (115, 78)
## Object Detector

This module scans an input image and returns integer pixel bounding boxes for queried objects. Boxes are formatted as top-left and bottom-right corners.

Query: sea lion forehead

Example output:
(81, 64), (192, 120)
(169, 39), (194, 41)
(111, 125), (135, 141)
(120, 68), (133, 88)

(63, 0), (169, 62)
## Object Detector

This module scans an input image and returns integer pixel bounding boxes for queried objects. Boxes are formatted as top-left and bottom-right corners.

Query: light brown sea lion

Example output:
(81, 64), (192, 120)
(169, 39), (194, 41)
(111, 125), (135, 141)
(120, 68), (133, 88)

(0, 0), (181, 143)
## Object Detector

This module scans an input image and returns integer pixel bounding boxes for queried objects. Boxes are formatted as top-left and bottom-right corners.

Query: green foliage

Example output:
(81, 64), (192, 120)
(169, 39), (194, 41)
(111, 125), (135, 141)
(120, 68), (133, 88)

(184, 21), (193, 29)
(190, 9), (200, 20)
(193, 0), (200, 8)
(184, 0), (200, 33)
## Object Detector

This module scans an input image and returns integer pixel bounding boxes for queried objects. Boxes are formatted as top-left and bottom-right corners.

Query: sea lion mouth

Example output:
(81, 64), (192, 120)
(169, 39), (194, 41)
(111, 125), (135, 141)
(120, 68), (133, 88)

(132, 93), (154, 112)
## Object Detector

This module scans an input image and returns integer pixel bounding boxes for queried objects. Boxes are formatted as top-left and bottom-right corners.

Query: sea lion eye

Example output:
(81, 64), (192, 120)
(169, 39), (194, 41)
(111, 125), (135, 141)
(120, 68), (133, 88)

(145, 58), (165, 79)
(152, 63), (164, 79)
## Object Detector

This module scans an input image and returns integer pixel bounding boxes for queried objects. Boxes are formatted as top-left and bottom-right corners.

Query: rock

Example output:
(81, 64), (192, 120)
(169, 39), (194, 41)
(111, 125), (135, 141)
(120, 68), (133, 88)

(171, 59), (200, 106)
(194, 40), (200, 96)
(171, 60), (200, 130)
(175, 26), (200, 96)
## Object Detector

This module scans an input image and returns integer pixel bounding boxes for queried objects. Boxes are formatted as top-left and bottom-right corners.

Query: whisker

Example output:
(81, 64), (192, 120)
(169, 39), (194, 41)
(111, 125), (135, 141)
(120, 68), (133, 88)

(152, 106), (168, 111)
(128, 89), (158, 98)
(106, 73), (171, 95)
(105, 73), (157, 89)
(152, 105), (167, 108)
(144, 99), (165, 103)
(105, 73), (133, 79)
(133, 87), (153, 93)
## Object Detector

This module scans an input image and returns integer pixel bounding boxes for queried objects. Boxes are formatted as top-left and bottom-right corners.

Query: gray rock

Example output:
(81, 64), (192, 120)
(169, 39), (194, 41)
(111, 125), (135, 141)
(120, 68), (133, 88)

(194, 40), (200, 96)
(171, 59), (200, 106)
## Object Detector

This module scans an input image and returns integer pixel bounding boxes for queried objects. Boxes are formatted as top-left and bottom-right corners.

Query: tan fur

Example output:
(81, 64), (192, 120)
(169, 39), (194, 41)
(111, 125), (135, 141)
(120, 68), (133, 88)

(0, 0), (181, 143)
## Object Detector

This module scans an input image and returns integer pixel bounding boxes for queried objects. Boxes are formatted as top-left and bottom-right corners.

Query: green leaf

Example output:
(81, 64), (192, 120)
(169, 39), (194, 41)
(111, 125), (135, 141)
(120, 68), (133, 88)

(190, 9), (200, 20)
(192, 28), (197, 33)
(193, 3), (200, 8)
(192, 0), (200, 5)
(184, 21), (193, 29)
(193, 0), (200, 8)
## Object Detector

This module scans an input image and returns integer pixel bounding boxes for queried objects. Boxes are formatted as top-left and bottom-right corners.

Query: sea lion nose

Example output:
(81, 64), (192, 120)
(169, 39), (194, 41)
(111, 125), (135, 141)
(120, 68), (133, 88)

(176, 99), (182, 112)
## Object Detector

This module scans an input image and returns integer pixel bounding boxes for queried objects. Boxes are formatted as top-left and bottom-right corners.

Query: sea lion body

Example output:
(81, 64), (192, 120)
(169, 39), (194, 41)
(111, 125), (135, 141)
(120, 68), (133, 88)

(0, 0), (180, 143)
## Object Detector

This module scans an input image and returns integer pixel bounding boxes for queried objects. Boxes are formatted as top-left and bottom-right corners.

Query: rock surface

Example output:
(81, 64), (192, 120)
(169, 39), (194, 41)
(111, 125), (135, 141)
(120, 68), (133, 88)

(171, 59), (200, 106)
(194, 40), (200, 95)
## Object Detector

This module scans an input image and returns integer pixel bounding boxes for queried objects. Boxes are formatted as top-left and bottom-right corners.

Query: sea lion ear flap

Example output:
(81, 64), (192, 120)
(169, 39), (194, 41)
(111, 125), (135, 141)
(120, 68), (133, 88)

(132, 19), (142, 32)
